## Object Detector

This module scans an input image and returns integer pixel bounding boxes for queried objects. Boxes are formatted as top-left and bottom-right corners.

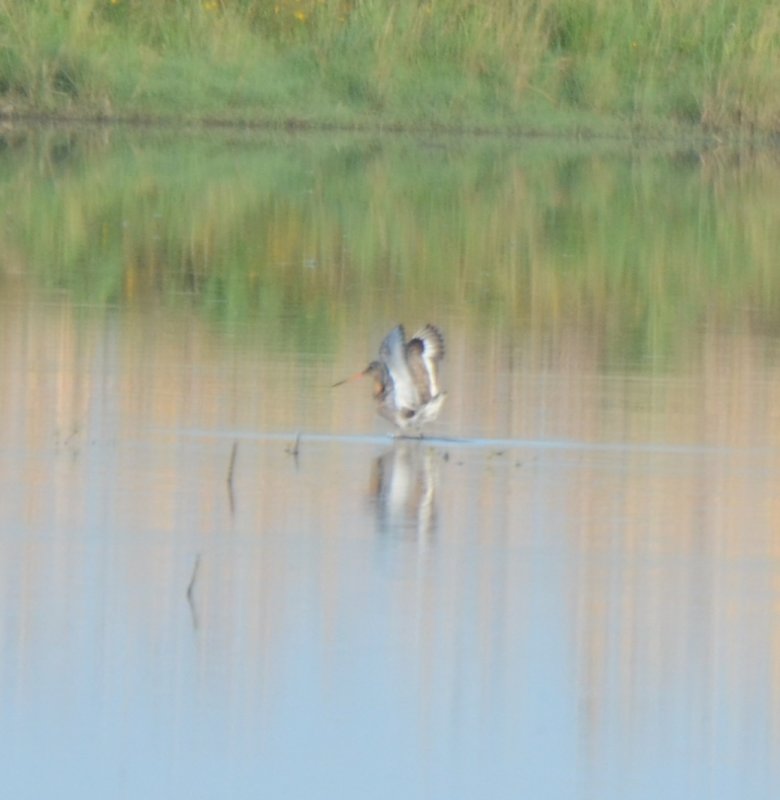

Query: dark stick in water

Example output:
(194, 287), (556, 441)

(285, 432), (301, 457)
(227, 441), (238, 487)
(226, 441), (238, 517)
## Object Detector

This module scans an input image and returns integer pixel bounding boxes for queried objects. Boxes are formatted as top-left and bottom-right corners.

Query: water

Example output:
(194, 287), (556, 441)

(1, 128), (780, 799)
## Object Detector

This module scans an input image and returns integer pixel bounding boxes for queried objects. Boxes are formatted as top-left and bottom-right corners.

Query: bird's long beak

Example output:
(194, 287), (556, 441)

(331, 369), (368, 388)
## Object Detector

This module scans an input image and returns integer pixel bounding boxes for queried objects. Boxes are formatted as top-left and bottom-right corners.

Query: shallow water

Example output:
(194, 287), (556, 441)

(1, 129), (780, 799)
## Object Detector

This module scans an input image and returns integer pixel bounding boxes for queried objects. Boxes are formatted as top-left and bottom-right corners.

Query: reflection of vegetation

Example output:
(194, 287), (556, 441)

(1, 128), (780, 365)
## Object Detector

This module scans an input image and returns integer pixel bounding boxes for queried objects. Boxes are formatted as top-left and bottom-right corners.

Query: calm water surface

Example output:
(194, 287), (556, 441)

(1, 129), (780, 799)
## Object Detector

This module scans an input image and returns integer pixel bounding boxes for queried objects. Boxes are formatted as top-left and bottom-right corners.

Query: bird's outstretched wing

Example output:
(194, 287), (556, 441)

(379, 325), (419, 410)
(406, 324), (445, 402)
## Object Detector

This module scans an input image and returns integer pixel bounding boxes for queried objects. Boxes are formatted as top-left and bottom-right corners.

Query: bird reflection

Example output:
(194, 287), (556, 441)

(369, 441), (438, 539)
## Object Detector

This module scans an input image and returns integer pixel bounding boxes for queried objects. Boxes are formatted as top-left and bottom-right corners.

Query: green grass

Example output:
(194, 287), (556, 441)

(0, 0), (778, 136)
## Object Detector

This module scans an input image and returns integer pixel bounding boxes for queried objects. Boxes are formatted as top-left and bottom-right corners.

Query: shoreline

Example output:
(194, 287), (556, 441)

(0, 107), (771, 148)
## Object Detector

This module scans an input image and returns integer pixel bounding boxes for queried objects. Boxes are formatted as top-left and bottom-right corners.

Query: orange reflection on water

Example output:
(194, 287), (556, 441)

(1, 280), (780, 795)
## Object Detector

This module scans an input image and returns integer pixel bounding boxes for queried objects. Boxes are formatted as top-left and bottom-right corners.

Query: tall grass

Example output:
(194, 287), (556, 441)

(0, 0), (778, 134)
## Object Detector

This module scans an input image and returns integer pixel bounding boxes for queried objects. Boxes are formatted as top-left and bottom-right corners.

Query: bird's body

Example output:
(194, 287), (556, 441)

(335, 324), (446, 433)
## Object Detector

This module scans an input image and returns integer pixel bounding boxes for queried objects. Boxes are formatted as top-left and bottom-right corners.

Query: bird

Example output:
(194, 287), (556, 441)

(333, 324), (446, 433)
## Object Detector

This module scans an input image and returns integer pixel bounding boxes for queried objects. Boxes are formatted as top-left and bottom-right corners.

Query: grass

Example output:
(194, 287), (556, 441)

(0, 0), (778, 137)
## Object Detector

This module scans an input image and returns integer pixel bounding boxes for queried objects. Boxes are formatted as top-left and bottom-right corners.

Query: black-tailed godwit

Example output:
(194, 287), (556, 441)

(334, 324), (446, 433)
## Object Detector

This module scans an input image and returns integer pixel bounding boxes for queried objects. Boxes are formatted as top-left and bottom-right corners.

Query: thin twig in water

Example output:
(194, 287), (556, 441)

(226, 441), (238, 517)
(186, 553), (202, 631)
(285, 432), (301, 457)
(187, 554), (201, 601)
(227, 441), (238, 487)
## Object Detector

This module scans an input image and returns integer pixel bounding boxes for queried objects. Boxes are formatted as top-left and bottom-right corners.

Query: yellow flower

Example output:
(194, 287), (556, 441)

(294, 9), (307, 22)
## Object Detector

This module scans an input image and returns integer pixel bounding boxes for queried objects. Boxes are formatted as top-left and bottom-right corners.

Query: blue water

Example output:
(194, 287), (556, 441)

(1, 425), (778, 799)
(2, 131), (780, 800)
